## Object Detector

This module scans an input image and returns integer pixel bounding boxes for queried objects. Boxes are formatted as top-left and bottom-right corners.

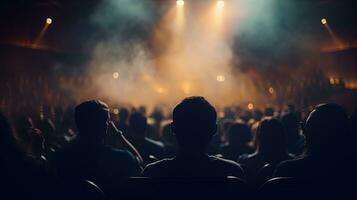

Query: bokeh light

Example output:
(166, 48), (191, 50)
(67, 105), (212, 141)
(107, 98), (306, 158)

(112, 72), (119, 79)
(176, 0), (184, 6)
(248, 103), (254, 110)
(216, 1), (225, 8)
(216, 75), (226, 82)
(46, 18), (53, 25)
(321, 18), (327, 25)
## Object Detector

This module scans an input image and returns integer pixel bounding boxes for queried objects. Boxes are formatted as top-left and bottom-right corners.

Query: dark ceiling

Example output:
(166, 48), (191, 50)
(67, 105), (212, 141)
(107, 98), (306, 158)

(0, 0), (356, 53)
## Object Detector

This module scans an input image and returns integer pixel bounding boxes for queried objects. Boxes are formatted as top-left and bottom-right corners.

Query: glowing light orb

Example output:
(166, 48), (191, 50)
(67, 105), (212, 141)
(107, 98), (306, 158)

(156, 87), (164, 94)
(113, 108), (119, 115)
(329, 77), (335, 85)
(216, 0), (225, 8)
(113, 72), (119, 79)
(176, 0), (184, 6)
(269, 87), (274, 94)
(248, 103), (254, 110)
(46, 18), (52, 25)
(321, 18), (327, 25)
(216, 75), (226, 82)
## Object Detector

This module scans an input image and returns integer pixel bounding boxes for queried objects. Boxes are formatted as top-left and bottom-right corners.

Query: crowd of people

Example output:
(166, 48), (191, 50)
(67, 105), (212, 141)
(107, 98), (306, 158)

(0, 96), (356, 199)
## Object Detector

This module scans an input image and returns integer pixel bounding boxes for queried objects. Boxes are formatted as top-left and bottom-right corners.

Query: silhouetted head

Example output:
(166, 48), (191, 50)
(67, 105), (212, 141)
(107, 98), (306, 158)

(256, 117), (287, 157)
(304, 103), (349, 157)
(119, 108), (129, 122)
(281, 112), (300, 142)
(264, 107), (274, 117)
(75, 100), (109, 143)
(129, 112), (147, 138)
(0, 112), (14, 152)
(228, 122), (252, 146)
(172, 96), (217, 152)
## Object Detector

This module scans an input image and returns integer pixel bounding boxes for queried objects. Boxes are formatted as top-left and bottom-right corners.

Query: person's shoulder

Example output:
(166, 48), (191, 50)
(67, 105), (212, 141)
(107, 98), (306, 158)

(274, 156), (307, 177)
(105, 146), (138, 162)
(209, 156), (243, 168)
(145, 138), (165, 148)
(209, 156), (246, 179)
(279, 156), (306, 167)
(142, 158), (174, 176)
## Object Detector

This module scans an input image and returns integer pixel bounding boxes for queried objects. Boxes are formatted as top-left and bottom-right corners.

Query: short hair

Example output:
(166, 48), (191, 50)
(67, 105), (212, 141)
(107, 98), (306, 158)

(256, 117), (287, 155)
(75, 100), (109, 140)
(228, 122), (252, 145)
(129, 112), (147, 136)
(172, 96), (217, 150)
(304, 103), (349, 156)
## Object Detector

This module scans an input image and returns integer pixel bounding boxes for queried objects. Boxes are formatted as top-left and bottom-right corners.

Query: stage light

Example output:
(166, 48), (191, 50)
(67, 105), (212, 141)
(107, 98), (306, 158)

(321, 18), (327, 25)
(46, 18), (52, 25)
(216, 75), (225, 82)
(113, 72), (119, 79)
(248, 103), (254, 110)
(176, 0), (184, 6)
(216, 0), (225, 8)
(156, 87), (164, 94)
(329, 77), (335, 85)
(113, 108), (119, 115)
(269, 87), (274, 94)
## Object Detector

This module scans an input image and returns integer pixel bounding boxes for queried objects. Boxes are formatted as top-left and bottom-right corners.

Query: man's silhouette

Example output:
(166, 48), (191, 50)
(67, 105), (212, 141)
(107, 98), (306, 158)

(142, 97), (245, 179)
(55, 100), (141, 194)
(129, 112), (165, 165)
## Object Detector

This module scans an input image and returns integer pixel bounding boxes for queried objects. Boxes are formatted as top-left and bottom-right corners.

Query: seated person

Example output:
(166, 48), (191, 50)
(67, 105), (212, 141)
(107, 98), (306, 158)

(238, 117), (294, 184)
(55, 100), (142, 194)
(142, 96), (245, 179)
(129, 112), (165, 165)
(274, 104), (352, 182)
(220, 122), (254, 160)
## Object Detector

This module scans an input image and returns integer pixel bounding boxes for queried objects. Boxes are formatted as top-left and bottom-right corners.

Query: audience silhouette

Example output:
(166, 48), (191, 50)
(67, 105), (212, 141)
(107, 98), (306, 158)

(239, 117), (294, 184)
(274, 103), (352, 197)
(142, 96), (245, 179)
(129, 112), (165, 165)
(55, 100), (141, 195)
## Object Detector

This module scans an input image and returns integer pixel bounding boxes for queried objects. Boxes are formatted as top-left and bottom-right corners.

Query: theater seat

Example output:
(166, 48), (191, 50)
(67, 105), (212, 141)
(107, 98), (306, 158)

(116, 176), (249, 199)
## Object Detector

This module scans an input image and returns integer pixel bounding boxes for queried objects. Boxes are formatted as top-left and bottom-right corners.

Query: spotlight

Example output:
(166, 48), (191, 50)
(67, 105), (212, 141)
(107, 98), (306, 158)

(321, 18), (327, 25)
(216, 75), (225, 82)
(176, 0), (184, 6)
(113, 108), (119, 115)
(113, 72), (119, 79)
(268, 87), (274, 94)
(248, 103), (254, 110)
(46, 18), (52, 25)
(216, 0), (225, 8)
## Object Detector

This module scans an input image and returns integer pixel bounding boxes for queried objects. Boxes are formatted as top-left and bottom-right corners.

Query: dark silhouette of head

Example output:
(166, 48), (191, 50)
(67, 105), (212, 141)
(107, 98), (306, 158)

(304, 103), (349, 157)
(256, 117), (287, 157)
(281, 112), (300, 143)
(0, 112), (15, 153)
(228, 122), (252, 146)
(119, 108), (129, 122)
(75, 100), (109, 143)
(172, 96), (217, 152)
(129, 112), (147, 138)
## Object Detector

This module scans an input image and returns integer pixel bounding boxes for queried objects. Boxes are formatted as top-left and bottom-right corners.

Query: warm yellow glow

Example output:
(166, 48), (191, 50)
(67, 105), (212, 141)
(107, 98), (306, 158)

(113, 72), (119, 79)
(216, 1), (225, 8)
(248, 103), (254, 110)
(156, 87), (165, 94)
(216, 75), (226, 82)
(113, 108), (119, 115)
(176, 0), (184, 6)
(182, 82), (192, 94)
(269, 87), (274, 94)
(329, 77), (335, 85)
(46, 18), (52, 25)
(321, 18), (327, 25)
